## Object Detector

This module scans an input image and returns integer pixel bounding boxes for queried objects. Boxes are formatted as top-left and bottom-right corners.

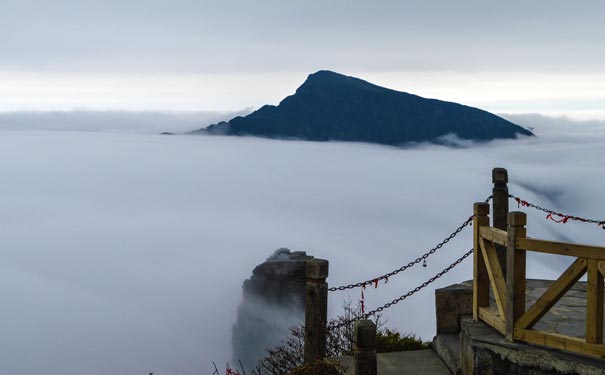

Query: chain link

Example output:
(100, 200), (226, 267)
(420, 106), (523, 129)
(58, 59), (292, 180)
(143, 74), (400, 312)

(509, 194), (605, 229)
(328, 196), (491, 292)
(327, 248), (473, 331)
(328, 212), (479, 292)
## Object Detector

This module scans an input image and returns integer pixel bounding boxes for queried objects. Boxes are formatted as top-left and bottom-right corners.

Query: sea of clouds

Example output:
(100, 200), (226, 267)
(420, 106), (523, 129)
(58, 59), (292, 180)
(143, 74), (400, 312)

(0, 111), (604, 374)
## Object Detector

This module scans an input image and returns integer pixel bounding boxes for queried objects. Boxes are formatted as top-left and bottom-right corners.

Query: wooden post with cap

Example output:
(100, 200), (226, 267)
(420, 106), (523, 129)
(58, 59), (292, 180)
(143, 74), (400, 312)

(304, 258), (329, 365)
(492, 167), (509, 278)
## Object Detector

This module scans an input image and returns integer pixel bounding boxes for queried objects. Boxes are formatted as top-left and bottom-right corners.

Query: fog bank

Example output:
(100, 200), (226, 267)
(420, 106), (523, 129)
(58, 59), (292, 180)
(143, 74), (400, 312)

(0, 115), (604, 374)
(0, 109), (246, 134)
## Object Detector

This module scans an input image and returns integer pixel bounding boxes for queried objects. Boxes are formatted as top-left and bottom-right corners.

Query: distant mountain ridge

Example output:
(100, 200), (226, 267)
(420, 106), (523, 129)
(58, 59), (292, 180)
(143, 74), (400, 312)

(197, 70), (533, 145)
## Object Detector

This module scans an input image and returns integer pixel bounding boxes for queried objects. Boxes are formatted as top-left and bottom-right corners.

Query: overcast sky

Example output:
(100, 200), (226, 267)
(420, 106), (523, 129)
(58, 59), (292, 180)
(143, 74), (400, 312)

(2, 0), (604, 117)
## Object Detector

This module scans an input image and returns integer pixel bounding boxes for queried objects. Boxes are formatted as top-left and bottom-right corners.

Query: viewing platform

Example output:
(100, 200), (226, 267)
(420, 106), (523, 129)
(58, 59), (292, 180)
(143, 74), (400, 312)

(302, 168), (605, 375)
(335, 279), (605, 375)
(433, 280), (605, 375)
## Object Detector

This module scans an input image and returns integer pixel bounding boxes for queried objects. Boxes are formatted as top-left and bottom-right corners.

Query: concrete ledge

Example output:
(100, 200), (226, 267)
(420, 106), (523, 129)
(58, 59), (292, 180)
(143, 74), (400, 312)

(433, 333), (462, 375)
(434, 280), (605, 374)
(337, 350), (451, 375)
(460, 317), (605, 375)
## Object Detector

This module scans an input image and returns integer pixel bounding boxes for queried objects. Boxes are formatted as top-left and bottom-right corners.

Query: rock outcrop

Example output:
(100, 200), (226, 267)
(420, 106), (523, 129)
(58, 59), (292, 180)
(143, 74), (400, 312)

(232, 248), (314, 370)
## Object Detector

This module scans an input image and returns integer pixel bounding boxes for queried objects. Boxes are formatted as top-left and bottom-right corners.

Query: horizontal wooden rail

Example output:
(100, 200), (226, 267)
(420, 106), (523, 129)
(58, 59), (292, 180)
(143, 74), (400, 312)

(514, 329), (605, 358)
(479, 226), (508, 246)
(517, 238), (605, 260)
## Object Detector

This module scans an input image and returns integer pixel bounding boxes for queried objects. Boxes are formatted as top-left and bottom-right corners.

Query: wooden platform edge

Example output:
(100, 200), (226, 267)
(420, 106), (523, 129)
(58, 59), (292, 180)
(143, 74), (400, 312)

(514, 329), (605, 359)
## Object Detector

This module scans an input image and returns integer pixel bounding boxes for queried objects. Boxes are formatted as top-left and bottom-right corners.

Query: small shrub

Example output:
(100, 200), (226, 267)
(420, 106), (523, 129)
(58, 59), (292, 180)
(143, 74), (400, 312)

(287, 359), (346, 375)
(252, 299), (429, 375)
(376, 329), (431, 352)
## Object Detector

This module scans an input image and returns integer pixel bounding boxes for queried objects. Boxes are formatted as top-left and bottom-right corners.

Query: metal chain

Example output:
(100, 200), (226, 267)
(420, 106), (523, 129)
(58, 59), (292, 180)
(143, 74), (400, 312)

(509, 194), (605, 229)
(328, 210), (481, 292)
(327, 248), (474, 331)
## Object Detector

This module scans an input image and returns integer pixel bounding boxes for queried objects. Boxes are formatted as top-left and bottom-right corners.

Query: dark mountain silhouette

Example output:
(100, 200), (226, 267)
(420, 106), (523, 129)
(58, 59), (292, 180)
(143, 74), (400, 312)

(197, 70), (533, 145)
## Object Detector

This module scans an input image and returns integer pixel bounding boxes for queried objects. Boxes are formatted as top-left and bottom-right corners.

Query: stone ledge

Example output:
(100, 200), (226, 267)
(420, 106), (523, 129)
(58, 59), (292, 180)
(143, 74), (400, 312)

(435, 282), (473, 334)
(433, 333), (462, 375)
(460, 317), (605, 375)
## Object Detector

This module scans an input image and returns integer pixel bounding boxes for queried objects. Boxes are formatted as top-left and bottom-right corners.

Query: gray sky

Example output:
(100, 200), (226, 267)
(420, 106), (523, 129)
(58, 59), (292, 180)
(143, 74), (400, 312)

(2, 0), (604, 116)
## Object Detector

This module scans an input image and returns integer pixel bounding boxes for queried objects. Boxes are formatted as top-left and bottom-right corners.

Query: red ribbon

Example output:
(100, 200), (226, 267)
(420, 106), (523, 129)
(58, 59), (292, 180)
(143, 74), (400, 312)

(515, 195), (603, 229)
(546, 213), (570, 224)
(515, 197), (530, 208)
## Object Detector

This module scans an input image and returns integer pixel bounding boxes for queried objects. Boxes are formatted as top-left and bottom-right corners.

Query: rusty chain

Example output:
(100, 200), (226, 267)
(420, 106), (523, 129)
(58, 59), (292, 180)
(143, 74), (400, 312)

(327, 197), (490, 292)
(327, 247), (474, 331)
(509, 194), (605, 229)
(324, 192), (602, 332)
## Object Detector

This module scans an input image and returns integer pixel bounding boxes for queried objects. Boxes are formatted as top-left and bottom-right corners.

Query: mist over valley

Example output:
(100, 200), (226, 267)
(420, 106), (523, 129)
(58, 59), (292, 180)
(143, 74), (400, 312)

(1, 114), (603, 374)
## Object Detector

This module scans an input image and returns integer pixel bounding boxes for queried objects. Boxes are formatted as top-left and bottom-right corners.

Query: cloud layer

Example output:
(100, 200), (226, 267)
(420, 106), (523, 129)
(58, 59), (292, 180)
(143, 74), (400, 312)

(0, 114), (604, 374)
(0, 109), (245, 133)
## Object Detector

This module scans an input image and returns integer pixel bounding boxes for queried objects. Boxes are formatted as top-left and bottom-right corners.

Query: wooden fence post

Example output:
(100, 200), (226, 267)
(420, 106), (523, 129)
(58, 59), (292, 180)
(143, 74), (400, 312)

(304, 258), (329, 364)
(492, 167), (509, 278)
(473, 202), (490, 320)
(355, 320), (377, 375)
(506, 211), (526, 341)
(586, 259), (604, 344)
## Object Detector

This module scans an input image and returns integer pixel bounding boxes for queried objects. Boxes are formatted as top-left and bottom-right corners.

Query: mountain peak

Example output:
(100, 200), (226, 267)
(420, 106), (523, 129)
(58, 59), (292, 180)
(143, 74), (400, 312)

(201, 71), (533, 145)
(304, 70), (348, 83)
(299, 70), (376, 91)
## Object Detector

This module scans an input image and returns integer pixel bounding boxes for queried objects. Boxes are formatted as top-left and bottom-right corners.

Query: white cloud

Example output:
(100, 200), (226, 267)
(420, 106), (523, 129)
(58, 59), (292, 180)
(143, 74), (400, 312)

(0, 71), (303, 112)
(0, 109), (246, 133)
(2, 71), (604, 117)
(0, 114), (604, 374)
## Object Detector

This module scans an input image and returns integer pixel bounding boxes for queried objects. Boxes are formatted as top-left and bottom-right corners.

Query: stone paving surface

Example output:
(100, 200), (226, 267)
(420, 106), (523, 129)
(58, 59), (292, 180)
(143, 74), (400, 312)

(469, 279), (596, 338)
(337, 350), (451, 375)
(527, 280), (592, 338)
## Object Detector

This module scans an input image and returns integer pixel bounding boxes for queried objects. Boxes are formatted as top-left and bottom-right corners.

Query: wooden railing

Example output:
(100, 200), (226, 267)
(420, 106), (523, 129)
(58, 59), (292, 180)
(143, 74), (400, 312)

(473, 202), (605, 358)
